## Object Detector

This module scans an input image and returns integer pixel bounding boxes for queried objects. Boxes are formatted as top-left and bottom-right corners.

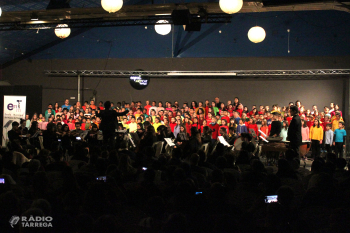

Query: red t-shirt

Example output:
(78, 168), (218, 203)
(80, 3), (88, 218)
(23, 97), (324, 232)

(185, 123), (192, 136)
(260, 126), (269, 138)
(192, 123), (200, 130)
(68, 123), (75, 130)
(306, 121), (313, 129)
(209, 123), (220, 139)
(81, 123), (86, 131)
(248, 123), (258, 137)
(221, 116), (230, 124)
(198, 118), (204, 126)
(236, 109), (243, 117)
(144, 105), (151, 114)
(90, 105), (96, 110)
(323, 121), (330, 130)
(205, 106), (209, 116)
(286, 117), (293, 125)
(169, 123), (176, 132)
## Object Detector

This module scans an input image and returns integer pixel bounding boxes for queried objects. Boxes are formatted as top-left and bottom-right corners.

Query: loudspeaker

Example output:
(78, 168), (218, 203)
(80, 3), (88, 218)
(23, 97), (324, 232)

(183, 22), (201, 31)
(171, 9), (191, 25)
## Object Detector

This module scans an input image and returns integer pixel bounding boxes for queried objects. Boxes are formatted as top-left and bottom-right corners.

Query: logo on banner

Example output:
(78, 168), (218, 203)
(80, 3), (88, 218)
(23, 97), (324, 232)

(9, 215), (53, 228)
(7, 100), (22, 112)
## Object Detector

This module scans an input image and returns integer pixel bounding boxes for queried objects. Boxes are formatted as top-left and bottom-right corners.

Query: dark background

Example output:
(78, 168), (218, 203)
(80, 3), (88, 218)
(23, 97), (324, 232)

(2, 56), (348, 115)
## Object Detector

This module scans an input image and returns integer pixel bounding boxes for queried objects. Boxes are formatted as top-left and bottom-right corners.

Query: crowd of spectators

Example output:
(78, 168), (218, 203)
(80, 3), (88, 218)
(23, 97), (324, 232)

(1, 97), (349, 232)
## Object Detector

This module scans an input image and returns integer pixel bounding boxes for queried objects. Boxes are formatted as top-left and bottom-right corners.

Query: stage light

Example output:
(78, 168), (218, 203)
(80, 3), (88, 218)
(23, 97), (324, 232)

(219, 0), (243, 14)
(55, 24), (71, 39)
(155, 20), (171, 35)
(0, 7), (2, 17)
(248, 26), (266, 43)
(101, 0), (123, 13)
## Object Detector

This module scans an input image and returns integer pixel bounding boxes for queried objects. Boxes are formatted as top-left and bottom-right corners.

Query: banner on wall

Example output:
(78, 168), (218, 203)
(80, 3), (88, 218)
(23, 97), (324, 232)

(2, 95), (26, 147)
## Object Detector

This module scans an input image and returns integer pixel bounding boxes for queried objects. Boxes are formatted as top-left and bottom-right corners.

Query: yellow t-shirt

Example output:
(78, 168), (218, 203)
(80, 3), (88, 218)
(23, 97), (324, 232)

(153, 122), (162, 132)
(122, 123), (129, 130)
(332, 119), (339, 132)
(151, 116), (156, 123)
(310, 126), (324, 141)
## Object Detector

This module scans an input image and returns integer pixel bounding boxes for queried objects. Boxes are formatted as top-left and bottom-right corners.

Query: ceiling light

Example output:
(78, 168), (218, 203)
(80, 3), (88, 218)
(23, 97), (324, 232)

(219, 0), (243, 14)
(55, 24), (71, 39)
(0, 7), (2, 17)
(248, 26), (266, 43)
(155, 20), (171, 35)
(31, 12), (38, 20)
(101, 0), (123, 13)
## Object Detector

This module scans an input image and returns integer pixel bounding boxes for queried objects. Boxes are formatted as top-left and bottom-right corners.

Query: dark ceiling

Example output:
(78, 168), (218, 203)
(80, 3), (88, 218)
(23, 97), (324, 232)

(1, 0), (350, 67)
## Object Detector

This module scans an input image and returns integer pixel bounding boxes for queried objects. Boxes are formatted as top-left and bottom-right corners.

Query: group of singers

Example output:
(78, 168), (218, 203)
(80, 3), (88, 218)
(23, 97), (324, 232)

(7, 98), (346, 159)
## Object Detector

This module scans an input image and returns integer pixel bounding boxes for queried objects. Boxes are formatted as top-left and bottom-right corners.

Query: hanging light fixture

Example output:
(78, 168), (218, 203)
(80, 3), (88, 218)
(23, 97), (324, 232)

(155, 20), (171, 35)
(248, 26), (266, 43)
(101, 0), (123, 13)
(219, 0), (243, 14)
(55, 24), (71, 39)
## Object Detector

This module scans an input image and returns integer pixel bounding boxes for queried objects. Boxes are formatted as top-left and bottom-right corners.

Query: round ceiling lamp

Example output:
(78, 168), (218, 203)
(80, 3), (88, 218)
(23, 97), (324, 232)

(219, 0), (243, 14)
(55, 24), (71, 39)
(101, 0), (123, 13)
(248, 26), (266, 43)
(155, 20), (171, 35)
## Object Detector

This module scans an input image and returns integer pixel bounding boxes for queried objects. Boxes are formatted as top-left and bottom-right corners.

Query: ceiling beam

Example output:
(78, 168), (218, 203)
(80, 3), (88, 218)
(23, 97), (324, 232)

(0, 14), (232, 30)
(44, 69), (350, 78)
(0, 1), (349, 25)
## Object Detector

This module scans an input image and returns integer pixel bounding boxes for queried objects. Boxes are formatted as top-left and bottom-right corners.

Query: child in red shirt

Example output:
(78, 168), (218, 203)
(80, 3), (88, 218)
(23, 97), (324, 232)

(221, 110), (230, 124)
(247, 118), (259, 138)
(306, 115), (314, 128)
(209, 116), (220, 140)
(236, 104), (243, 117)
(218, 119), (229, 136)
(169, 117), (177, 132)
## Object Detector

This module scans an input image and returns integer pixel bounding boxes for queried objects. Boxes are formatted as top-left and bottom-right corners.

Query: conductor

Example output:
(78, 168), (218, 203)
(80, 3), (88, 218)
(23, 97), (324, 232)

(96, 101), (129, 145)
(287, 105), (302, 157)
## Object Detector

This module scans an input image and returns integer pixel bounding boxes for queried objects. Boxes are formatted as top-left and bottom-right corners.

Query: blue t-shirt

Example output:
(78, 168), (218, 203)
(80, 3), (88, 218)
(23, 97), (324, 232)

(61, 105), (71, 110)
(235, 117), (241, 124)
(334, 128), (347, 143)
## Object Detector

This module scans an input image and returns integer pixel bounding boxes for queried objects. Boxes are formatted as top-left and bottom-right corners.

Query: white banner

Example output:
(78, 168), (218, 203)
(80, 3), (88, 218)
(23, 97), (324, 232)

(2, 95), (26, 147)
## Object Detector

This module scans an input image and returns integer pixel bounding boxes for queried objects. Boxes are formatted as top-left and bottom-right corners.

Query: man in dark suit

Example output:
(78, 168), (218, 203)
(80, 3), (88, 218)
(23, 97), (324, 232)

(287, 105), (302, 158)
(96, 101), (129, 146)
